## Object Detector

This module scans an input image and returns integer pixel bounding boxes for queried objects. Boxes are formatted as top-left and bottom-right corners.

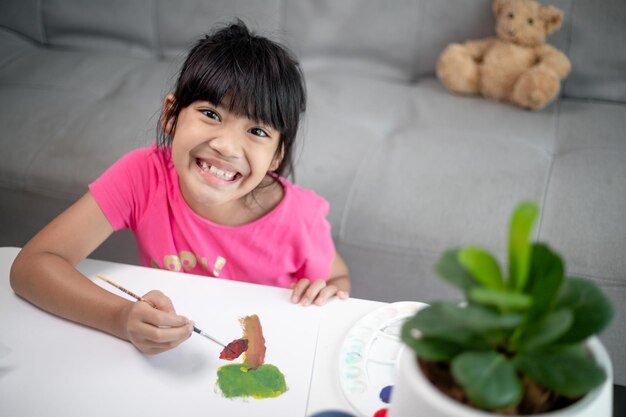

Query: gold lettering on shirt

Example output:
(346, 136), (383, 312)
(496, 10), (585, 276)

(179, 251), (197, 271)
(163, 255), (181, 272)
(213, 256), (226, 276)
(157, 252), (225, 276)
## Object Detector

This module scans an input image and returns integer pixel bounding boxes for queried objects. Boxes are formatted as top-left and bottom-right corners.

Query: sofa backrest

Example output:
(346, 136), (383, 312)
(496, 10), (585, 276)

(562, 0), (626, 103)
(1, 0), (624, 103)
(0, 0), (283, 59)
(283, 0), (496, 81)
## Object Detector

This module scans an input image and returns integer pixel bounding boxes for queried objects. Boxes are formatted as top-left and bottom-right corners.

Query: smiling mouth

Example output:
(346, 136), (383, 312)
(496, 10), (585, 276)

(196, 158), (240, 181)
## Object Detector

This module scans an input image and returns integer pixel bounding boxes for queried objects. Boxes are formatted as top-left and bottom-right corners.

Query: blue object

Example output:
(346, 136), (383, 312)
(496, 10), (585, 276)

(308, 411), (357, 417)
(379, 385), (393, 403)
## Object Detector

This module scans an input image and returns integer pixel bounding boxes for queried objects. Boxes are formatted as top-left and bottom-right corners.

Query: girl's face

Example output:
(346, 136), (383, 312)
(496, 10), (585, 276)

(163, 95), (282, 224)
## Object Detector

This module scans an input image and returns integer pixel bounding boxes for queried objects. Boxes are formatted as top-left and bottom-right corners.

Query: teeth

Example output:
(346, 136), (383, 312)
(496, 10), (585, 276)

(198, 160), (236, 180)
(209, 165), (235, 180)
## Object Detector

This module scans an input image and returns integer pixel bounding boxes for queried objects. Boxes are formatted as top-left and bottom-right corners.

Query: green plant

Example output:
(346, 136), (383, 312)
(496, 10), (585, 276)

(401, 201), (614, 412)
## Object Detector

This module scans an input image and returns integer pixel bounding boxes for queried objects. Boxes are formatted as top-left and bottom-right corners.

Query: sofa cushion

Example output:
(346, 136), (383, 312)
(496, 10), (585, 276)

(0, 30), (177, 197)
(0, 29), (36, 74)
(0, 0), (282, 60)
(0, 87), (92, 192)
(0, 44), (150, 97)
(562, 0), (626, 102)
(284, 0), (423, 81)
(295, 63), (421, 229)
(403, 78), (563, 147)
(284, 0), (496, 82)
(156, 0), (282, 60)
(285, 0), (576, 83)
(339, 90), (554, 261)
(541, 100), (626, 279)
(0, 0), (45, 43)
(43, 0), (157, 56)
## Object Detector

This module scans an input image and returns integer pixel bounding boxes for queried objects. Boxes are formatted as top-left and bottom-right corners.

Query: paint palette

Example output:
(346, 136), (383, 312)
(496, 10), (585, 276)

(338, 302), (425, 417)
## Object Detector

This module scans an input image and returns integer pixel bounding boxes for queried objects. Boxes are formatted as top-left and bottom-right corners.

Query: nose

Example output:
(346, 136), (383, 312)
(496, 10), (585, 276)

(210, 127), (243, 159)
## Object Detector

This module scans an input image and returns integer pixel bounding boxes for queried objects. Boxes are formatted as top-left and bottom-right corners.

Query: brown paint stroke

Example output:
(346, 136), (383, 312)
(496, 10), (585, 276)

(241, 314), (266, 370)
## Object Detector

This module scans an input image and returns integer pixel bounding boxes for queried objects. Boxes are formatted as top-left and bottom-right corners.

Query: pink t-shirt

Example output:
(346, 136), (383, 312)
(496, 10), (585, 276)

(89, 145), (335, 288)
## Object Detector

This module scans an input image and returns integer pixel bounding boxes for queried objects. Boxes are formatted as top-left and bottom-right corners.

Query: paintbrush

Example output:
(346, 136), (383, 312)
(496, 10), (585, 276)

(95, 274), (234, 353)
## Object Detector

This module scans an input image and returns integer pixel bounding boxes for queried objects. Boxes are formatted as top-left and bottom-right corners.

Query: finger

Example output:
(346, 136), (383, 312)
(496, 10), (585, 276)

(313, 285), (338, 306)
(138, 331), (192, 355)
(143, 290), (176, 314)
(290, 279), (310, 303)
(143, 307), (190, 328)
(140, 290), (189, 328)
(124, 301), (191, 354)
(336, 290), (350, 300)
(142, 321), (194, 344)
(130, 299), (188, 329)
(301, 279), (327, 306)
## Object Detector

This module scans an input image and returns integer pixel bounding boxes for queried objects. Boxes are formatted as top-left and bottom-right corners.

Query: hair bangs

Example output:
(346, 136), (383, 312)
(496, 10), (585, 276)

(177, 35), (301, 136)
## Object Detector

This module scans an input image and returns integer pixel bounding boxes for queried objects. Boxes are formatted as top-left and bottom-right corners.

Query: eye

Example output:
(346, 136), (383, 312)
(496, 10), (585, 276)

(249, 127), (270, 138)
(201, 109), (221, 121)
(528, 18), (534, 25)
(508, 12), (515, 19)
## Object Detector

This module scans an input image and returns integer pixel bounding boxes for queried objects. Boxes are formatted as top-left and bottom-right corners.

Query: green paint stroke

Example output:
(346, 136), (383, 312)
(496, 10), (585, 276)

(216, 364), (288, 399)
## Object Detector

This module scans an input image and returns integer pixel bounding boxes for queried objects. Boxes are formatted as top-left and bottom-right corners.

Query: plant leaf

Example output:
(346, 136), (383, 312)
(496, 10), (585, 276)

(403, 303), (489, 349)
(508, 202), (538, 292)
(554, 277), (614, 344)
(514, 348), (607, 397)
(468, 287), (532, 311)
(458, 247), (504, 290)
(524, 243), (564, 321)
(408, 302), (522, 349)
(452, 351), (522, 410)
(516, 308), (573, 351)
(429, 302), (523, 332)
(435, 249), (478, 291)
(401, 334), (464, 362)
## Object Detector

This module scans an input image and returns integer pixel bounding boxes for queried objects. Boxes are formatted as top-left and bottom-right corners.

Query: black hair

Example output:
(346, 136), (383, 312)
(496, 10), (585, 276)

(158, 19), (306, 179)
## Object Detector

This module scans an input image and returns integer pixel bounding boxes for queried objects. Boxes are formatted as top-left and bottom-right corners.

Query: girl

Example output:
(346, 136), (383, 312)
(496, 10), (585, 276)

(10, 21), (350, 355)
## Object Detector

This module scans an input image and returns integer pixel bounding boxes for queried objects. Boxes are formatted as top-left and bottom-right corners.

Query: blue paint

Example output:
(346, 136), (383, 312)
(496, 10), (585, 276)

(308, 411), (357, 417)
(379, 385), (393, 403)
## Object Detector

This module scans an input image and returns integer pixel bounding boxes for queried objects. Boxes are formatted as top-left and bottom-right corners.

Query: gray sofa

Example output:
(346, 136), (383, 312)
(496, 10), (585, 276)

(1, 0), (625, 389)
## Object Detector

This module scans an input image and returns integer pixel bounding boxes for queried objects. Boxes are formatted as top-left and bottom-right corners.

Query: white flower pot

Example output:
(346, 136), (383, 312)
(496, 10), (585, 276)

(388, 337), (613, 417)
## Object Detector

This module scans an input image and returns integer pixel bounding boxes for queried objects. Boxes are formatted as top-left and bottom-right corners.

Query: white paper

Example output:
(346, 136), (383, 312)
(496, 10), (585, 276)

(161, 275), (322, 416)
(0, 259), (322, 417)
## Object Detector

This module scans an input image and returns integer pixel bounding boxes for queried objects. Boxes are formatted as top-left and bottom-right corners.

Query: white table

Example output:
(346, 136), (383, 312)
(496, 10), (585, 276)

(0, 247), (398, 416)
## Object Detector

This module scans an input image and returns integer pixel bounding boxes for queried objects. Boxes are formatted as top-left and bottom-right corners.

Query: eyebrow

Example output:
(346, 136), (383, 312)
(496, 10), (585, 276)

(195, 101), (277, 131)
(195, 100), (219, 108)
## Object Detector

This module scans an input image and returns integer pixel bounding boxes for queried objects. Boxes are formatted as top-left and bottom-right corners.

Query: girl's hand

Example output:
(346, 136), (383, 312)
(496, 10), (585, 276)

(121, 290), (194, 354)
(290, 278), (350, 307)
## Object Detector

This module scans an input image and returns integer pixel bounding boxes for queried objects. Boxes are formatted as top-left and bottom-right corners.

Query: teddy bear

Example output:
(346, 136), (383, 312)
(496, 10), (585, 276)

(436, 0), (571, 110)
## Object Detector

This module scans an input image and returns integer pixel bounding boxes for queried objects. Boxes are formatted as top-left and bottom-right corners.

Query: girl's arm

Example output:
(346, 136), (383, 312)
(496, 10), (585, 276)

(10, 192), (193, 354)
(291, 253), (351, 306)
